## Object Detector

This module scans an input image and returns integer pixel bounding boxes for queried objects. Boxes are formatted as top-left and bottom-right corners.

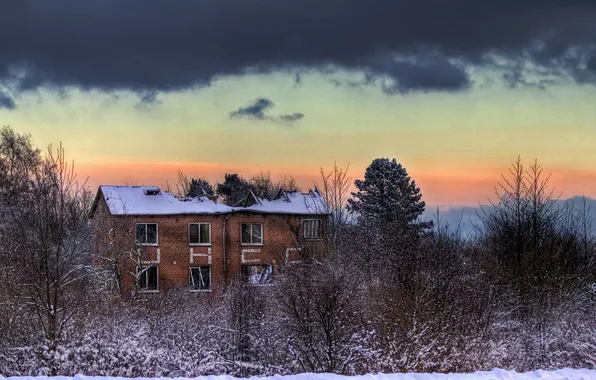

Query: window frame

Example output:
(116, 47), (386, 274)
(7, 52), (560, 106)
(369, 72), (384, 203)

(135, 223), (159, 246)
(137, 265), (159, 292)
(302, 218), (323, 240)
(241, 264), (273, 286)
(188, 222), (212, 246)
(189, 266), (212, 292)
(241, 223), (264, 245)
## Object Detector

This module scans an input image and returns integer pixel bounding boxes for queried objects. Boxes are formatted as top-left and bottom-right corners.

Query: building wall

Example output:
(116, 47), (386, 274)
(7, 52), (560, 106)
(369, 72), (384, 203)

(91, 197), (327, 296)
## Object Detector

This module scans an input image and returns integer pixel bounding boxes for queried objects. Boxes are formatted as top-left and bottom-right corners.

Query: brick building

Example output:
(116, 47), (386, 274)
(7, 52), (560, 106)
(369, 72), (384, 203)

(89, 185), (328, 295)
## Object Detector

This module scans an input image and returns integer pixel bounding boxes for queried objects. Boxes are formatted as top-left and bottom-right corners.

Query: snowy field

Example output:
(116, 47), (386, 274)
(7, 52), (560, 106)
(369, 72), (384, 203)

(2, 369), (596, 380)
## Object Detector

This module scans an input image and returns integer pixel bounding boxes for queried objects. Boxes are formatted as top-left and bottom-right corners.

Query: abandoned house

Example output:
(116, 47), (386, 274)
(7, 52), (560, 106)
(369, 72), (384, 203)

(89, 185), (329, 295)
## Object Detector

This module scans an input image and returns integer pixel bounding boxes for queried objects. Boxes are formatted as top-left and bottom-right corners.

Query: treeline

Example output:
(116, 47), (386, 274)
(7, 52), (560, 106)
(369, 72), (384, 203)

(0, 126), (594, 376)
(173, 170), (300, 205)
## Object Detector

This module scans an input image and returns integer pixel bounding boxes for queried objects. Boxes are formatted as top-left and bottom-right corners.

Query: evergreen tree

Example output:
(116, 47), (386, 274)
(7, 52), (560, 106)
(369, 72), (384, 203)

(347, 158), (431, 231)
(216, 173), (251, 206)
(187, 177), (216, 200)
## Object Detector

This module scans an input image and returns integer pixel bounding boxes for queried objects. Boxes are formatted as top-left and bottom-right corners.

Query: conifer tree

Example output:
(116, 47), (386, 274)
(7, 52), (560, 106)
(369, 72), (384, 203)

(216, 173), (251, 206)
(347, 158), (431, 231)
(187, 177), (216, 200)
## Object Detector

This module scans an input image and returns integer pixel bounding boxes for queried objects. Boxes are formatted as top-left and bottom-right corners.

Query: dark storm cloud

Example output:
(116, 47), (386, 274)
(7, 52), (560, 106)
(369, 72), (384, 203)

(0, 0), (595, 106)
(293, 73), (303, 88)
(230, 98), (305, 123)
(229, 98), (275, 120)
(134, 90), (162, 111)
(137, 91), (161, 106)
(587, 54), (596, 73)
(0, 90), (15, 110)
(368, 53), (472, 94)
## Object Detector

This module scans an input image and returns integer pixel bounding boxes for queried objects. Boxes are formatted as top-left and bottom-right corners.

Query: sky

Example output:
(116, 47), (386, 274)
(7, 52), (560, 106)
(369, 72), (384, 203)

(1, 1), (595, 206)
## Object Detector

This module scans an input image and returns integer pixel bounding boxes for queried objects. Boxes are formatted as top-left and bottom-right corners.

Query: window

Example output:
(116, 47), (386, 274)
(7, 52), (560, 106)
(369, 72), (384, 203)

(241, 223), (263, 244)
(302, 219), (322, 240)
(135, 223), (158, 245)
(189, 266), (211, 291)
(242, 264), (273, 285)
(189, 223), (211, 245)
(137, 266), (158, 291)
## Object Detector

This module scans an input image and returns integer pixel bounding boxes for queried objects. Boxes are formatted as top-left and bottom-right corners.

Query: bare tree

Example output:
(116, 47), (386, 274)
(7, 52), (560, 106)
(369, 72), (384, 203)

(3, 142), (92, 374)
(477, 158), (585, 308)
(476, 157), (592, 369)
(570, 196), (596, 277)
(91, 207), (142, 295)
(316, 162), (351, 259)
(175, 170), (190, 196)
(250, 169), (300, 200)
(91, 203), (162, 297)
(0, 126), (41, 213)
(275, 262), (369, 374)
(0, 126), (43, 352)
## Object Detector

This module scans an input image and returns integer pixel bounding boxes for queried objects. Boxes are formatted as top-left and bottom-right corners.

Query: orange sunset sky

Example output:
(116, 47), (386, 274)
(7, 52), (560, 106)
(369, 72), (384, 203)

(1, 2), (595, 207)
(3, 71), (595, 207)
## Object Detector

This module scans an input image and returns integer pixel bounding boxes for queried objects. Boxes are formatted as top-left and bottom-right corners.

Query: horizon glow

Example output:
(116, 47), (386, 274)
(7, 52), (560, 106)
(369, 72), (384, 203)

(2, 72), (595, 207)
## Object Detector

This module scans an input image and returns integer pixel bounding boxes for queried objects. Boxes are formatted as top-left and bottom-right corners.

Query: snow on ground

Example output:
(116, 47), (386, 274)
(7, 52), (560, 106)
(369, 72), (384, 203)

(2, 369), (595, 380)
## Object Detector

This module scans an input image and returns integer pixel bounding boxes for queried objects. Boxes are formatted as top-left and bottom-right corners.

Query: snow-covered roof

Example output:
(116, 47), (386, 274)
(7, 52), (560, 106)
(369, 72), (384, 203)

(239, 189), (328, 215)
(94, 186), (328, 216)
(97, 186), (233, 215)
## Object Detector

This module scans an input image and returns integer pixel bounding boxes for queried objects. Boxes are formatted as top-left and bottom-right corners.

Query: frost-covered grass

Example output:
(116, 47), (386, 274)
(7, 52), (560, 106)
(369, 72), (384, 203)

(1, 368), (596, 380)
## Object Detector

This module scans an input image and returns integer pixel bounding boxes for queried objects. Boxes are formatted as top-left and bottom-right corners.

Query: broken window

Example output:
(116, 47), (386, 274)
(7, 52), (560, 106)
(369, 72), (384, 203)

(137, 266), (158, 291)
(189, 266), (211, 291)
(241, 264), (273, 285)
(189, 223), (211, 245)
(302, 219), (322, 240)
(135, 223), (158, 245)
(241, 223), (263, 244)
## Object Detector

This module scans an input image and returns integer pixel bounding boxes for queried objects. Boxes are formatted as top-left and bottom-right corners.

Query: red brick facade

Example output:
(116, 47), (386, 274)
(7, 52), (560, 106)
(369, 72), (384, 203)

(90, 189), (328, 296)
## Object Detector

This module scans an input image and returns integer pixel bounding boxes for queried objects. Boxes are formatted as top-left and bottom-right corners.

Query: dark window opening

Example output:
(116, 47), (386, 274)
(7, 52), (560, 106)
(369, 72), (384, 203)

(189, 266), (211, 291)
(241, 264), (273, 285)
(136, 223), (158, 245)
(189, 223), (211, 244)
(138, 266), (158, 291)
(241, 223), (263, 244)
(302, 219), (322, 240)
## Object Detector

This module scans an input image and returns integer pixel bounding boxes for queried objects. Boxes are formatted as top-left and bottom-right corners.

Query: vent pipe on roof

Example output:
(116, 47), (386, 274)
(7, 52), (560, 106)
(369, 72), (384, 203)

(144, 189), (160, 196)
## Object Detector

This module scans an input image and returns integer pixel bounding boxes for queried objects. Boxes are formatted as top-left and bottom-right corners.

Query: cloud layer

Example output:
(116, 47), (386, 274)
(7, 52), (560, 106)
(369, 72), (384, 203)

(0, 90), (15, 110)
(229, 98), (304, 123)
(229, 98), (275, 120)
(1, 0), (595, 108)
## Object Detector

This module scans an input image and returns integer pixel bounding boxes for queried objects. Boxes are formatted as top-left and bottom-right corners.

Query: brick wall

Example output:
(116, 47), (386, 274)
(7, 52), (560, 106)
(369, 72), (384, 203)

(91, 196), (327, 296)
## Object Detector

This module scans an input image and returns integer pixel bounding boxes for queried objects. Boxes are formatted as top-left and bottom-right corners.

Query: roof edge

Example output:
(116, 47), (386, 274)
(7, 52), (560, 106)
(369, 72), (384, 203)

(88, 187), (106, 219)
(106, 209), (331, 217)
(91, 185), (330, 217)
